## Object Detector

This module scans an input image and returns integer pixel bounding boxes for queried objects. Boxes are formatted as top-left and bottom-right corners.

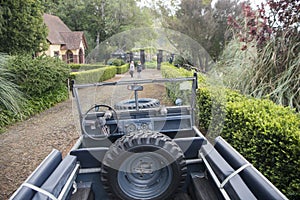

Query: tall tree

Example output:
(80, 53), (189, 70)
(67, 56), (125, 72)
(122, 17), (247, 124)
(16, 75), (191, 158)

(0, 0), (48, 54)
(161, 0), (242, 61)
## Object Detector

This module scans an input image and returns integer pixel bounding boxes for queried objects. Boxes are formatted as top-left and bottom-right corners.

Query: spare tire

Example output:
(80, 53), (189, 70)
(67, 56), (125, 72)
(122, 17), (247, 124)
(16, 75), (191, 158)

(101, 131), (187, 200)
(114, 98), (160, 110)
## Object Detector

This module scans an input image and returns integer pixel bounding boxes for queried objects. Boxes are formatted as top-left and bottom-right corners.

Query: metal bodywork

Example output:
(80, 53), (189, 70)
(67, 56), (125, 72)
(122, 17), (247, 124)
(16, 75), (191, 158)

(11, 73), (287, 200)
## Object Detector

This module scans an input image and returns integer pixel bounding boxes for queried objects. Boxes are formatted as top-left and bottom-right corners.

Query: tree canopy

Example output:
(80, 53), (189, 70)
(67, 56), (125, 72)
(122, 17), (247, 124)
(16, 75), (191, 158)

(0, 0), (48, 55)
(44, 0), (154, 52)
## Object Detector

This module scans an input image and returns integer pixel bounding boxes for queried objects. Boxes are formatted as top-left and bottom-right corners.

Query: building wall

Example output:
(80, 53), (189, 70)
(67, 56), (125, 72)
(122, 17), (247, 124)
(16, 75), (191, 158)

(45, 44), (62, 59)
(42, 41), (85, 64)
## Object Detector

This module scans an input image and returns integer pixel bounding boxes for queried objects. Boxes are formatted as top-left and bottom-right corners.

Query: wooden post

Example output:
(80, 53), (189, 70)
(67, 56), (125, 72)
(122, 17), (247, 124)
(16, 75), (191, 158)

(129, 51), (133, 62)
(140, 49), (145, 69)
(157, 50), (163, 70)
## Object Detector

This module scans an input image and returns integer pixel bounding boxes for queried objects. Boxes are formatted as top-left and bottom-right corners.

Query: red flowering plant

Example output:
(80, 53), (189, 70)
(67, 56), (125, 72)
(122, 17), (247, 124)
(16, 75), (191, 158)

(227, 3), (272, 50)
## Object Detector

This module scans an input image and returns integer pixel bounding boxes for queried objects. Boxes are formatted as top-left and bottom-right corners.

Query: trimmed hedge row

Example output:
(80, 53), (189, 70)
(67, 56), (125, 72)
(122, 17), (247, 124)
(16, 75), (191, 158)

(70, 66), (117, 84)
(69, 63), (106, 71)
(107, 58), (125, 66)
(116, 63), (129, 74)
(199, 87), (300, 199)
(162, 63), (300, 199)
(161, 63), (194, 104)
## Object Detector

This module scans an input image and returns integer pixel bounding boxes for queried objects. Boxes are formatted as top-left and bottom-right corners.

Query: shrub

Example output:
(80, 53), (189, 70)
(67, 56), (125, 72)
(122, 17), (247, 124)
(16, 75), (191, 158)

(69, 63), (106, 71)
(70, 66), (117, 84)
(7, 55), (69, 98)
(0, 54), (24, 113)
(163, 63), (299, 199)
(197, 86), (300, 199)
(116, 64), (129, 74)
(145, 61), (157, 69)
(1, 55), (69, 132)
(107, 58), (125, 66)
(161, 63), (194, 104)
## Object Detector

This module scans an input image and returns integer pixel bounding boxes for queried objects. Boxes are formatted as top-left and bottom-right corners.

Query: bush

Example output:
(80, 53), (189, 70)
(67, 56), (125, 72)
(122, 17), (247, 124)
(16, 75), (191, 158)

(116, 64), (129, 74)
(69, 63), (106, 71)
(161, 63), (194, 104)
(1, 55), (69, 132)
(7, 55), (69, 98)
(197, 86), (300, 199)
(163, 63), (299, 199)
(0, 54), (24, 113)
(107, 58), (125, 66)
(0, 85), (68, 133)
(70, 66), (117, 84)
(145, 61), (157, 69)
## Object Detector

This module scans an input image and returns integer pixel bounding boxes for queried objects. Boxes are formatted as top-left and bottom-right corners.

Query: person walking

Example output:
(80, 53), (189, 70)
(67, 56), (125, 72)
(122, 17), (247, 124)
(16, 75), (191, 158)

(129, 61), (135, 78)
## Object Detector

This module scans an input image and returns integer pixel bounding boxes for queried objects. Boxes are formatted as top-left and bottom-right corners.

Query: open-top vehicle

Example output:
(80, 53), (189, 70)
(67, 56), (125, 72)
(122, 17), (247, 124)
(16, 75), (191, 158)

(10, 68), (287, 200)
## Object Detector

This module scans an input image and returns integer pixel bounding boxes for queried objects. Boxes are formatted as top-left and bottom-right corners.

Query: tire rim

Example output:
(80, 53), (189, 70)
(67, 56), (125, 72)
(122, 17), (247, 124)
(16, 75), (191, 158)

(117, 152), (172, 199)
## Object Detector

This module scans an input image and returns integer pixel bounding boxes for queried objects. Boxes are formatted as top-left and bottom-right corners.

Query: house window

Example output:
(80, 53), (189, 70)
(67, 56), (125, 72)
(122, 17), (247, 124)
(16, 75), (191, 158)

(54, 51), (59, 57)
(67, 50), (73, 63)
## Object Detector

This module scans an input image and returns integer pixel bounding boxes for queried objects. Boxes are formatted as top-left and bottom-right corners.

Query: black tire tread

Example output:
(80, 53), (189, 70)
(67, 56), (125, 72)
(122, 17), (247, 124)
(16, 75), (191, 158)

(101, 130), (187, 200)
(114, 98), (160, 110)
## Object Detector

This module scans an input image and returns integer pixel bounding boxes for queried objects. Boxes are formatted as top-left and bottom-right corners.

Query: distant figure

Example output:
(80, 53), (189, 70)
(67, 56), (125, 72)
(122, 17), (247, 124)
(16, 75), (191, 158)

(169, 56), (173, 64)
(137, 61), (142, 78)
(129, 61), (135, 78)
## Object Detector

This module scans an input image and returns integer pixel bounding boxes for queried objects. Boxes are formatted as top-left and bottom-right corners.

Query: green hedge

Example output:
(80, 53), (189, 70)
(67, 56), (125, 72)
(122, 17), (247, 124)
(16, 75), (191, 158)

(70, 66), (117, 84)
(107, 58), (125, 66)
(116, 64), (129, 74)
(1, 55), (69, 132)
(145, 61), (157, 69)
(199, 87), (300, 199)
(161, 63), (194, 104)
(163, 64), (300, 199)
(7, 55), (69, 97)
(69, 63), (106, 71)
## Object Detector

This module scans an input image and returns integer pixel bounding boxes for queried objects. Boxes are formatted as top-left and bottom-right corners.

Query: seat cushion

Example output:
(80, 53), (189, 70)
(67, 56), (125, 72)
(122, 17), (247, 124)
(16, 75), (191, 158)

(201, 144), (256, 199)
(32, 155), (77, 200)
(214, 136), (287, 200)
(11, 149), (62, 200)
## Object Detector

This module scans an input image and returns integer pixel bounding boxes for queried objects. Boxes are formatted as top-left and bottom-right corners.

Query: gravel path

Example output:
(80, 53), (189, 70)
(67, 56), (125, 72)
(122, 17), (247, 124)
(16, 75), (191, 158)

(0, 97), (78, 199)
(0, 69), (165, 199)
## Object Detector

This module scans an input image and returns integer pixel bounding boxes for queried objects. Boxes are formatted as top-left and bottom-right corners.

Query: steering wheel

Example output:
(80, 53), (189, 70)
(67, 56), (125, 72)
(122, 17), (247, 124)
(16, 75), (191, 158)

(82, 104), (119, 140)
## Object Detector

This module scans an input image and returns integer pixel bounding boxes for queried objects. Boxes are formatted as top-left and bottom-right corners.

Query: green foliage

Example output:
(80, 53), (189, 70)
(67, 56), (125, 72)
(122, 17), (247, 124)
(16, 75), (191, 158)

(0, 54), (24, 113)
(0, 0), (48, 54)
(7, 55), (69, 98)
(69, 63), (106, 71)
(161, 63), (194, 78)
(116, 64), (129, 74)
(1, 55), (69, 133)
(163, 64), (299, 199)
(162, 0), (242, 60)
(197, 86), (300, 199)
(70, 66), (117, 84)
(162, 63), (197, 105)
(222, 2), (300, 112)
(0, 86), (68, 133)
(44, 0), (154, 50)
(108, 58), (125, 66)
(144, 61), (156, 69)
(217, 36), (300, 111)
